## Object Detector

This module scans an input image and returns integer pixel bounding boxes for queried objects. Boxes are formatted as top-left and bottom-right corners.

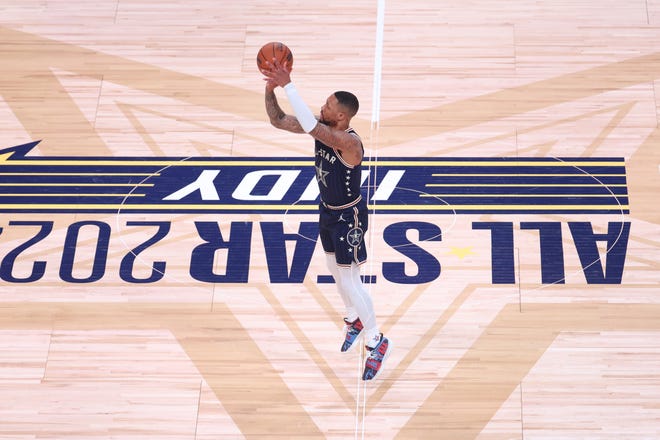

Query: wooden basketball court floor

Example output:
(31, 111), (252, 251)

(1, 1), (660, 438)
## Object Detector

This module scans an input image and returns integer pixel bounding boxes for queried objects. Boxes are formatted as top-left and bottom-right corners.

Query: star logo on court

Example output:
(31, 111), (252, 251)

(346, 227), (363, 247)
(315, 162), (329, 187)
(447, 247), (477, 259)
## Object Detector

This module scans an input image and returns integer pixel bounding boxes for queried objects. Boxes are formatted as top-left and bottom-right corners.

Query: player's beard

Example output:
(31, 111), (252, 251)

(320, 111), (337, 127)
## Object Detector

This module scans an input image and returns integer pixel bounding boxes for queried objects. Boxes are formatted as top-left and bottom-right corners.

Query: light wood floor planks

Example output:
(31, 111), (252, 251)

(1, 1), (659, 438)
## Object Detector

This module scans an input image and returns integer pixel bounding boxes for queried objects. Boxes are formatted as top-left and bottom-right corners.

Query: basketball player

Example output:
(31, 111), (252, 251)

(262, 59), (391, 381)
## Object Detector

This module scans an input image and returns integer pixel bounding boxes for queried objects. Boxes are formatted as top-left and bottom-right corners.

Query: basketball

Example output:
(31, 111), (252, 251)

(257, 42), (293, 72)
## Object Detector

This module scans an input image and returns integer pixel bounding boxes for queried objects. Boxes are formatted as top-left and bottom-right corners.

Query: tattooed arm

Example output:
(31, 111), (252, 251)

(264, 84), (306, 134)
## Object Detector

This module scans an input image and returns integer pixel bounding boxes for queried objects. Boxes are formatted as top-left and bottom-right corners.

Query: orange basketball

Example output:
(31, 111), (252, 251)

(257, 42), (293, 72)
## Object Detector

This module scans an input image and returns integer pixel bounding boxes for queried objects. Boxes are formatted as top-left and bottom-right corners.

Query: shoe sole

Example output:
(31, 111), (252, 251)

(365, 338), (392, 381)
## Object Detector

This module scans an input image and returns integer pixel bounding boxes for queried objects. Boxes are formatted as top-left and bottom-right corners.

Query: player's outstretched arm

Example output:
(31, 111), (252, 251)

(263, 58), (361, 165)
(264, 84), (305, 133)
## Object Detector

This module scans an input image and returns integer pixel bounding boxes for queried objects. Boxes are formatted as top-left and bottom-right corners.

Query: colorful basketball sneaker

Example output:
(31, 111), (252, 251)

(362, 334), (391, 381)
(341, 317), (363, 353)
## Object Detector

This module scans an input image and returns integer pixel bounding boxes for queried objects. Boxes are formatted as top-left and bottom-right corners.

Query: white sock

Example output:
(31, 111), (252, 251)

(325, 253), (358, 321)
(335, 263), (379, 342)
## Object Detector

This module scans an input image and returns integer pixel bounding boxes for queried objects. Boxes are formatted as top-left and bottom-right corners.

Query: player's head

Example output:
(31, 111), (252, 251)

(334, 91), (359, 118)
(320, 91), (359, 127)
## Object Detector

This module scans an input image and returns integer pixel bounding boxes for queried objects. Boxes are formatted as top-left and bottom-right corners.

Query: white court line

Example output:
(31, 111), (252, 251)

(359, 1), (386, 439)
(371, 0), (386, 128)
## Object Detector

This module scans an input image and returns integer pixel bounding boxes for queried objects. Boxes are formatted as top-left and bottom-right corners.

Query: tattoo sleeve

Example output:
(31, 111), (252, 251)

(265, 89), (305, 133)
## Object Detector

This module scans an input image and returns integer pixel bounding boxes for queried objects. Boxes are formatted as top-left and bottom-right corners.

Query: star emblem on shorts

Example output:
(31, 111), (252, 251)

(347, 227), (363, 247)
(315, 162), (329, 187)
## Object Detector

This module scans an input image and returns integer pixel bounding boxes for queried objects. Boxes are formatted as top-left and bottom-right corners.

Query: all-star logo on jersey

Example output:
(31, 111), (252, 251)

(0, 141), (628, 214)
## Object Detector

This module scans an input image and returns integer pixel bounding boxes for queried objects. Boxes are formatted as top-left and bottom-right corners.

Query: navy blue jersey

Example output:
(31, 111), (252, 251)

(314, 128), (363, 209)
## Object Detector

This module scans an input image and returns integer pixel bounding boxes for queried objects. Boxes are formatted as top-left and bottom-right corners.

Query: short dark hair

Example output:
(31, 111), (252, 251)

(334, 91), (359, 118)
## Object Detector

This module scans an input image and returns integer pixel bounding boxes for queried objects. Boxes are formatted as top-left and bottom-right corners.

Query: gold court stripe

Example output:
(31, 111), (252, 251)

(0, 203), (629, 211)
(419, 193), (627, 198)
(0, 193), (145, 197)
(425, 183), (627, 187)
(429, 173), (625, 177)
(0, 183), (154, 187)
(0, 172), (160, 176)
(1, 158), (624, 167)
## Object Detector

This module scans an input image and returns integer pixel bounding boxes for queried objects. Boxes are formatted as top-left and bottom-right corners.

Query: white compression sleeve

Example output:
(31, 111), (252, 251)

(283, 82), (318, 133)
(336, 263), (378, 339)
(325, 254), (358, 321)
